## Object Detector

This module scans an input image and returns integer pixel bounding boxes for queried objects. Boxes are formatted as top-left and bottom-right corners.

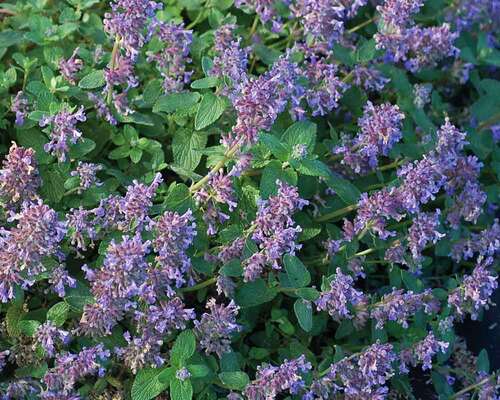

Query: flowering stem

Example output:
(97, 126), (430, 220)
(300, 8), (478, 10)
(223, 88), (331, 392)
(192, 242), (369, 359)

(189, 140), (242, 193)
(186, 11), (204, 29)
(450, 375), (495, 399)
(314, 203), (358, 223)
(477, 113), (500, 131)
(106, 36), (121, 105)
(347, 16), (377, 34)
(63, 187), (81, 197)
(180, 277), (217, 293)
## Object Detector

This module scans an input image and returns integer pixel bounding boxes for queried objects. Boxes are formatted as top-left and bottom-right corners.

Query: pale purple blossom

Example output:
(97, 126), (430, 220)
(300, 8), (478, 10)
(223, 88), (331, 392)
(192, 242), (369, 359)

(40, 106), (87, 162)
(34, 322), (70, 358)
(448, 256), (498, 320)
(316, 268), (368, 322)
(11, 91), (29, 126)
(88, 92), (117, 125)
(48, 265), (76, 297)
(148, 22), (193, 93)
(244, 355), (312, 399)
(59, 47), (83, 85)
(451, 219), (500, 262)
(371, 288), (439, 329)
(70, 162), (103, 193)
(194, 298), (241, 357)
(0, 143), (40, 207)
(408, 210), (445, 262)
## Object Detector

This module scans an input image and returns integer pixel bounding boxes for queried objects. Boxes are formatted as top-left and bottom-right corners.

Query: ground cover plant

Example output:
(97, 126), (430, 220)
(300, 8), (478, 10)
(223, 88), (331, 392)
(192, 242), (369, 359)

(0, 0), (499, 398)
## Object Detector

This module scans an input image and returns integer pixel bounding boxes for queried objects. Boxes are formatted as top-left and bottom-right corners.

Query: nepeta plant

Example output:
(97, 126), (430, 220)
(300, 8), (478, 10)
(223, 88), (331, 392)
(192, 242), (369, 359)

(0, 0), (499, 399)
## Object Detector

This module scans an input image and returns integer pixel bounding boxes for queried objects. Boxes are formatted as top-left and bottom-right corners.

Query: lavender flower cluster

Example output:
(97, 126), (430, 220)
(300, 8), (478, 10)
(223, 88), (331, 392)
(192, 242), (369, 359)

(0, 0), (499, 399)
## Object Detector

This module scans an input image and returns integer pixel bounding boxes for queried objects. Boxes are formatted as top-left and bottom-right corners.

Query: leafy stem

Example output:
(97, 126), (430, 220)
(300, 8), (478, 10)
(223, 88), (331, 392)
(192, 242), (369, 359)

(106, 36), (121, 105)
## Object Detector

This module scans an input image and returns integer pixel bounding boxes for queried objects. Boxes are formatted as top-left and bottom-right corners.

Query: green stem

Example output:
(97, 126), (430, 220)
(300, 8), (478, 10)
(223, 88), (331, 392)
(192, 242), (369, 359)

(249, 15), (259, 37)
(106, 36), (121, 104)
(186, 11), (204, 29)
(477, 113), (500, 131)
(180, 277), (217, 293)
(63, 187), (81, 197)
(189, 140), (242, 193)
(347, 16), (377, 34)
(450, 376), (495, 399)
(315, 203), (358, 223)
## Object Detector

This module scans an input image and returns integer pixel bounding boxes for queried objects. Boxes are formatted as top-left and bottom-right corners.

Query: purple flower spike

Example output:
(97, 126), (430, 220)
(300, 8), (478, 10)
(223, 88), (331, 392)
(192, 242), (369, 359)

(59, 47), (83, 85)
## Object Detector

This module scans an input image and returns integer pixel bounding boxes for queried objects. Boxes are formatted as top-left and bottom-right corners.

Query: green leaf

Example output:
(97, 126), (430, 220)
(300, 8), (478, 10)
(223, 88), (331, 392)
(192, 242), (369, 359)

(260, 160), (298, 199)
(218, 371), (250, 390)
(235, 279), (278, 308)
(153, 92), (201, 113)
(68, 138), (96, 158)
(281, 121), (317, 153)
(283, 254), (311, 288)
(324, 171), (361, 205)
(78, 70), (105, 89)
(335, 320), (354, 339)
(143, 79), (163, 106)
(47, 302), (70, 327)
(6, 305), (24, 337)
(194, 92), (226, 130)
(130, 148), (143, 163)
(0, 30), (23, 48)
(170, 378), (193, 400)
(294, 299), (313, 332)
(172, 129), (208, 171)
(356, 39), (377, 63)
(191, 76), (219, 89)
(292, 159), (331, 177)
(40, 164), (67, 203)
(259, 133), (290, 161)
(477, 349), (490, 373)
(109, 145), (131, 160)
(187, 364), (210, 378)
(18, 320), (40, 336)
(132, 368), (170, 400)
(171, 330), (196, 367)
(296, 287), (320, 301)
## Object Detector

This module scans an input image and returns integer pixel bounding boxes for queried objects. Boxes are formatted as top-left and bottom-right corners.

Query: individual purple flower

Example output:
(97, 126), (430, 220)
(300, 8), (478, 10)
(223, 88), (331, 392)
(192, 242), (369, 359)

(447, 181), (487, 227)
(400, 332), (449, 373)
(451, 219), (500, 262)
(0, 143), (40, 207)
(235, 0), (285, 32)
(300, 54), (347, 117)
(70, 162), (103, 193)
(88, 92), (117, 125)
(307, 342), (396, 398)
(66, 207), (98, 252)
(194, 298), (241, 357)
(396, 156), (446, 213)
(118, 298), (195, 375)
(194, 171), (237, 235)
(413, 83), (432, 108)
(353, 187), (405, 239)
(210, 24), (249, 99)
(216, 274), (236, 298)
(244, 355), (312, 400)
(0, 350), (9, 372)
(408, 210), (445, 262)
(104, 54), (139, 93)
(447, 0), (500, 33)
(377, 24), (458, 72)
(39, 106), (87, 162)
(11, 91), (29, 126)
(48, 265), (76, 297)
(176, 368), (191, 381)
(0, 201), (67, 303)
(80, 235), (151, 335)
(224, 55), (301, 148)
(34, 321), (70, 357)
(243, 181), (308, 281)
(118, 172), (162, 231)
(59, 47), (83, 85)
(43, 345), (110, 394)
(316, 268), (368, 322)
(352, 65), (390, 92)
(103, 0), (162, 60)
(335, 102), (405, 173)
(292, 0), (346, 47)
(151, 209), (197, 290)
(371, 288), (439, 329)
(376, 0), (423, 30)
(147, 22), (193, 94)
(448, 256), (498, 320)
